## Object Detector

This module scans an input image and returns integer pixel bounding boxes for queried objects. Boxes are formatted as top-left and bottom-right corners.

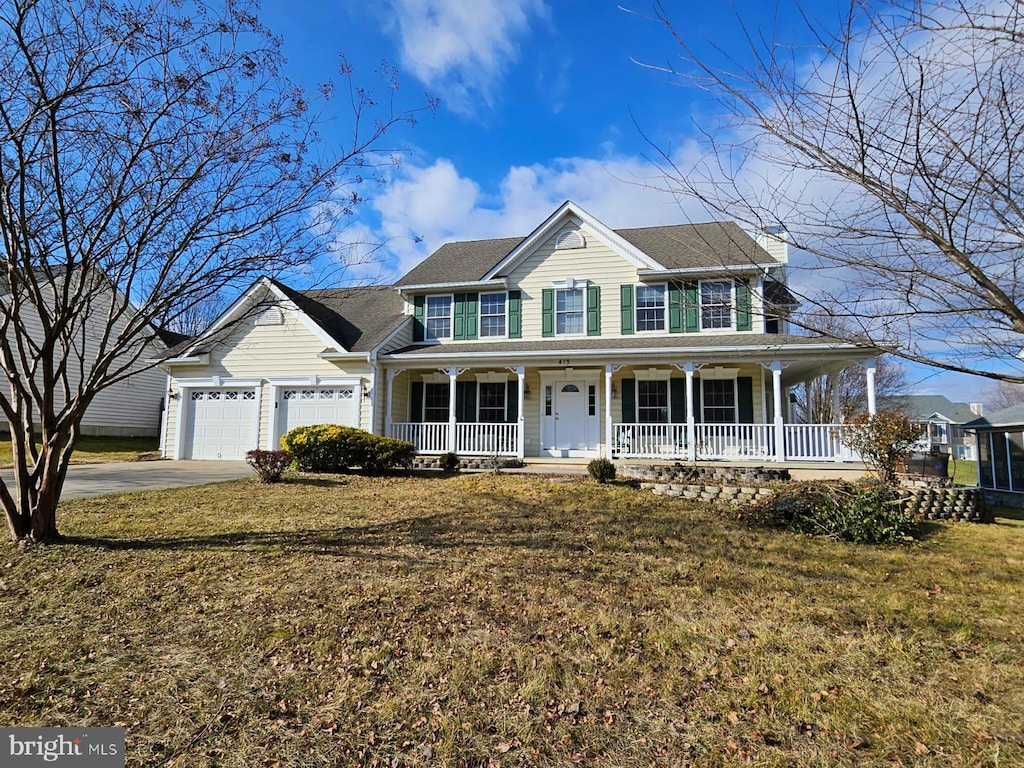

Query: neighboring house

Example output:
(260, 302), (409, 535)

(879, 395), (983, 460)
(0, 273), (176, 438)
(160, 200), (883, 463)
(964, 404), (1024, 507)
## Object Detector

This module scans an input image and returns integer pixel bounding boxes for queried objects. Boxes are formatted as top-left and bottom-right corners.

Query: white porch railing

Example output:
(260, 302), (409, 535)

(390, 422), (519, 456)
(390, 422), (449, 454)
(613, 422), (861, 462)
(783, 424), (859, 461)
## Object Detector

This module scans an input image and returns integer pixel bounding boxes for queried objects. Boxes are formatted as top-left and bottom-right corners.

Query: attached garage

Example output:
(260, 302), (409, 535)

(182, 387), (259, 460)
(276, 385), (359, 443)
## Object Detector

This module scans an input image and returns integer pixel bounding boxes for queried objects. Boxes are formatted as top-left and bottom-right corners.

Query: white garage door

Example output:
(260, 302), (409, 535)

(279, 386), (358, 439)
(184, 389), (258, 460)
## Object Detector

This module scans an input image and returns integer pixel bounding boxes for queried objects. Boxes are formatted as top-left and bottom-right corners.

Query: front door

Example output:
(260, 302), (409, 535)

(554, 382), (588, 450)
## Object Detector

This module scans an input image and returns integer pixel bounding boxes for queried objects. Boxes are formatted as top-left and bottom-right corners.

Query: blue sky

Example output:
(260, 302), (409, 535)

(257, 0), (996, 406)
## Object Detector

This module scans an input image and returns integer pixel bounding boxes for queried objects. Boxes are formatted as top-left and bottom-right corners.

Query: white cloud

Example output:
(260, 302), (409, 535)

(387, 0), (547, 114)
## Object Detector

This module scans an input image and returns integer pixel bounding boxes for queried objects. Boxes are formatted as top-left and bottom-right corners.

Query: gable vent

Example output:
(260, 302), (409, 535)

(255, 307), (284, 326)
(553, 228), (585, 250)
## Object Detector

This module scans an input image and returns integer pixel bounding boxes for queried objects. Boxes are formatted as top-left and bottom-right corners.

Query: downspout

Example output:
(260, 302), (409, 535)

(368, 350), (379, 435)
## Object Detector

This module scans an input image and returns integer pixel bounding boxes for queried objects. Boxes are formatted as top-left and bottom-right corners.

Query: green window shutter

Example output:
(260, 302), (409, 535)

(620, 284), (634, 335)
(508, 290), (522, 338)
(621, 378), (636, 422)
(542, 288), (554, 337)
(684, 281), (699, 333)
(413, 295), (425, 342)
(506, 381), (518, 423)
(465, 292), (479, 340)
(738, 377), (754, 423)
(410, 381), (423, 422)
(736, 280), (752, 331)
(670, 378), (686, 423)
(694, 379), (702, 423)
(668, 281), (684, 333)
(587, 285), (601, 336)
(453, 293), (466, 340)
(456, 381), (476, 422)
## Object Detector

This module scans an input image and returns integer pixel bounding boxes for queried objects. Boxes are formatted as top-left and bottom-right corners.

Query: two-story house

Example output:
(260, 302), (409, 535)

(159, 201), (880, 463)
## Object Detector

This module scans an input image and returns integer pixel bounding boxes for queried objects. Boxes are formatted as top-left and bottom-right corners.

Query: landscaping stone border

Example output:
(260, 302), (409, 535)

(412, 456), (524, 471)
(898, 486), (992, 523)
(620, 463), (791, 485)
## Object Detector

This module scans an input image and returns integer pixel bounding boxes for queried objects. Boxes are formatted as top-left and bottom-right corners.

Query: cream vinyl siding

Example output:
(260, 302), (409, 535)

(164, 302), (372, 456)
(505, 221), (639, 340)
(0, 289), (167, 436)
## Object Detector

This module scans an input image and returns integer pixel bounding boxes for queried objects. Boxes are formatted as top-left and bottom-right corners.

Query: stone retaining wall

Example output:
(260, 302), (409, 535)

(644, 482), (776, 504)
(621, 464), (791, 485)
(898, 486), (992, 523)
(411, 456), (523, 471)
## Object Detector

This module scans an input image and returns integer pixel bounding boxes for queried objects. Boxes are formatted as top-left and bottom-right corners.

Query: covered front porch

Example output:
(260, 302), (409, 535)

(380, 352), (880, 464)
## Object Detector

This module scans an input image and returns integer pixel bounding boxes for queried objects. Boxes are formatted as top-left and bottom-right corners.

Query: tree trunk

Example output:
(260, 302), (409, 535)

(2, 439), (69, 543)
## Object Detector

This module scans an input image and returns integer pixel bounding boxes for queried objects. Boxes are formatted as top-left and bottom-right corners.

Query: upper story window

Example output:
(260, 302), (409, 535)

(479, 292), (506, 338)
(635, 284), (666, 332)
(700, 280), (733, 330)
(425, 295), (452, 340)
(556, 288), (584, 335)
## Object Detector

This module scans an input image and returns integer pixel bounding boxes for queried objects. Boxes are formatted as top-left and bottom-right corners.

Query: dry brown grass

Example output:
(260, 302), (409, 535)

(0, 473), (1021, 767)
(0, 435), (160, 468)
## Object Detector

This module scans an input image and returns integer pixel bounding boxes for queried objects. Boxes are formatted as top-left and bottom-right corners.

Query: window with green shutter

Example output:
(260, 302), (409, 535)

(736, 281), (752, 331)
(684, 281), (699, 332)
(508, 290), (522, 338)
(413, 295), (425, 342)
(620, 284), (634, 335)
(541, 288), (554, 337)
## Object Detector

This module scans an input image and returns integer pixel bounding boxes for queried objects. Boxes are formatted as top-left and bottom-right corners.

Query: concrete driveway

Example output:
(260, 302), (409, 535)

(0, 460), (253, 499)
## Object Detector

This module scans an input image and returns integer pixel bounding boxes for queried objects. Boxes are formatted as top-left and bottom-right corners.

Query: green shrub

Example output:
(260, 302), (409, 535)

(588, 457), (617, 484)
(744, 480), (919, 545)
(438, 452), (461, 475)
(245, 449), (291, 483)
(280, 425), (414, 475)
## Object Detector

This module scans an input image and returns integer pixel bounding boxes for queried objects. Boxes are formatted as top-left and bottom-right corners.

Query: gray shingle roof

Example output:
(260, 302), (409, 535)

(966, 403), (1024, 429)
(395, 222), (776, 287)
(877, 395), (980, 424)
(271, 281), (406, 353)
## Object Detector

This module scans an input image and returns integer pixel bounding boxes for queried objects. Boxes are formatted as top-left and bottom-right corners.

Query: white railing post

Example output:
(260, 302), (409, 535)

(684, 362), (696, 462)
(516, 366), (525, 460)
(447, 367), (458, 454)
(605, 363), (614, 459)
(772, 361), (785, 462)
(865, 360), (877, 415)
(385, 369), (397, 438)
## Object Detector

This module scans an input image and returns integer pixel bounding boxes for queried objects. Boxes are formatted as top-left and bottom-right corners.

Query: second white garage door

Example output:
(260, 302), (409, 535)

(279, 386), (359, 438)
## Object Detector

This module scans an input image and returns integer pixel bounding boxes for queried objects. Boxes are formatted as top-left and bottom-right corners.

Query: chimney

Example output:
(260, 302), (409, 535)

(757, 224), (789, 264)
(970, 402), (984, 416)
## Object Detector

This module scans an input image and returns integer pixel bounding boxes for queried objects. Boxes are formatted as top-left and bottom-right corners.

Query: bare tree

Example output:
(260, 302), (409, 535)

(987, 380), (1024, 411)
(0, 0), (427, 542)
(643, 0), (1024, 382)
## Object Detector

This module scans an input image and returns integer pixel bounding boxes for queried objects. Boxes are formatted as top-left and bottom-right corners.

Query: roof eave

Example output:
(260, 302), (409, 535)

(637, 262), (780, 279)
(396, 278), (508, 293)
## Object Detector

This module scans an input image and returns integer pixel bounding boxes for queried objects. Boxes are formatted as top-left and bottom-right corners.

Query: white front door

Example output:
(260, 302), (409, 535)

(554, 382), (588, 450)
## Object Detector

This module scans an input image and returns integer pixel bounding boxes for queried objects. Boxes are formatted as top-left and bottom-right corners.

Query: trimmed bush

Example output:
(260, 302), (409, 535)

(245, 449), (291, 483)
(588, 457), (616, 484)
(438, 452), (461, 475)
(744, 480), (920, 545)
(280, 425), (414, 475)
(840, 410), (924, 485)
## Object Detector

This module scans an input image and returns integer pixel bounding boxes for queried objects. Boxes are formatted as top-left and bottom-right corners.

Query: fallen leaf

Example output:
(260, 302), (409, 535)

(915, 741), (930, 755)
(727, 711), (741, 725)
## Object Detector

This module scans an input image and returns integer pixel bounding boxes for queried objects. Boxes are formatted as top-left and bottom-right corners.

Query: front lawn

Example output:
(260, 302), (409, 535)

(0, 435), (160, 468)
(1, 474), (1021, 767)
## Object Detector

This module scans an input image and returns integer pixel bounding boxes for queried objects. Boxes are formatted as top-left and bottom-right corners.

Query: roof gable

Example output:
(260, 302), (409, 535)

(395, 201), (780, 288)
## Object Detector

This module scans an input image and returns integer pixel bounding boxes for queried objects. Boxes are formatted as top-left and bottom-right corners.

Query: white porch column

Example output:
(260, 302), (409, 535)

(447, 367), (458, 453)
(864, 360), (877, 415)
(384, 369), (398, 438)
(684, 362), (696, 462)
(516, 366), (526, 460)
(771, 361), (785, 463)
(605, 364), (614, 459)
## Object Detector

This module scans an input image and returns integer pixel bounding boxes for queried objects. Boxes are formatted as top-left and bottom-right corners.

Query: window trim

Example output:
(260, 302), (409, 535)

(477, 380), (507, 423)
(478, 291), (508, 339)
(424, 294), (454, 341)
(555, 286), (585, 336)
(699, 279), (735, 332)
(634, 282), (667, 333)
(636, 379), (670, 424)
(422, 381), (450, 422)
